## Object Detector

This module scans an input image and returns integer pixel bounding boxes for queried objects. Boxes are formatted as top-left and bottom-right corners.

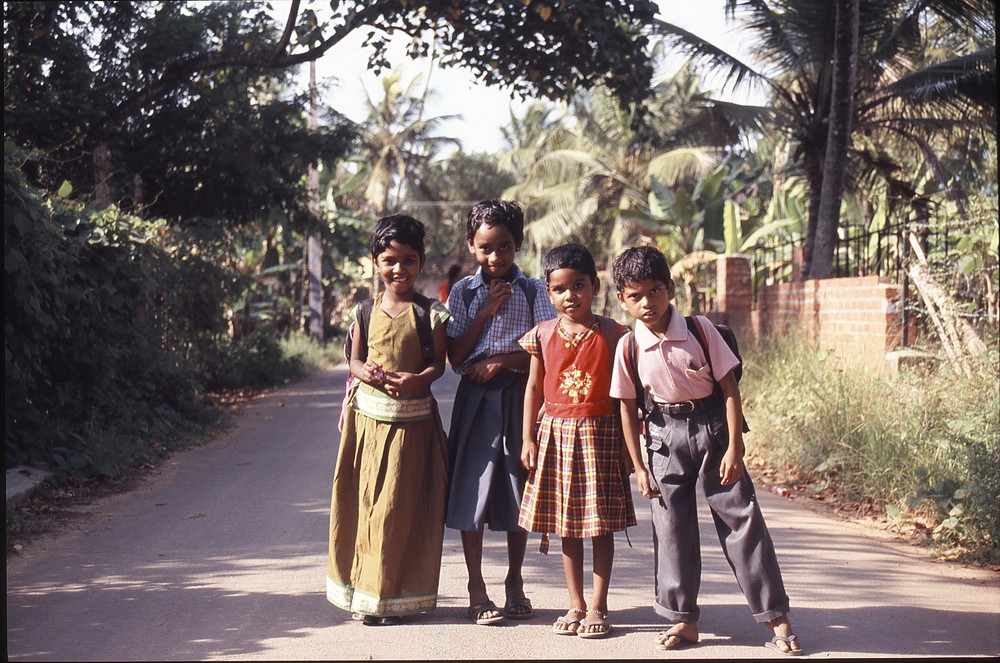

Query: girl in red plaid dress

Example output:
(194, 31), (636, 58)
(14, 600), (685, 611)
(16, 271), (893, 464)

(517, 243), (636, 639)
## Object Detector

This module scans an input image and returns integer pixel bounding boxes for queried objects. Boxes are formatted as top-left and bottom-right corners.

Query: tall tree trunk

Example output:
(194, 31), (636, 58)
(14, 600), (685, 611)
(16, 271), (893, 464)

(809, 0), (859, 280)
(93, 143), (111, 207)
(800, 151), (824, 279)
(306, 60), (324, 343)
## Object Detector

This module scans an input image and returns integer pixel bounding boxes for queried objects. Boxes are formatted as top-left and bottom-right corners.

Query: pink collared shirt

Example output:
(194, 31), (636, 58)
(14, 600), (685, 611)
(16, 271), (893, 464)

(610, 304), (739, 404)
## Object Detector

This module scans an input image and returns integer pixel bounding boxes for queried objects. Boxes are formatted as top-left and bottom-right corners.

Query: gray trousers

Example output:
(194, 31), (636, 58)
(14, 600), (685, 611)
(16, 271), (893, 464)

(645, 404), (789, 624)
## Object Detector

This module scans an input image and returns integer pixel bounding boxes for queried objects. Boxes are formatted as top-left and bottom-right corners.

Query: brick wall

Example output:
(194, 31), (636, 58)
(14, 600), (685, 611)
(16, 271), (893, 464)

(712, 256), (906, 367)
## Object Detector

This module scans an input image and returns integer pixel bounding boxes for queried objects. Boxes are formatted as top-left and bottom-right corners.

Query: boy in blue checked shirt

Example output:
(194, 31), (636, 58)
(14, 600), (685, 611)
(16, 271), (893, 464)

(444, 200), (557, 626)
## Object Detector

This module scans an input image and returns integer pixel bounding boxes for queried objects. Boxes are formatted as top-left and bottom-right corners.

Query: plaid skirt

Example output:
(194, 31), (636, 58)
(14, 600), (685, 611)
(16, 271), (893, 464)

(518, 413), (636, 538)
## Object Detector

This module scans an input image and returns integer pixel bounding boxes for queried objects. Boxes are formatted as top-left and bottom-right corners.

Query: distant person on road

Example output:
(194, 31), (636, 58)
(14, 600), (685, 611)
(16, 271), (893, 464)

(327, 214), (450, 626)
(609, 245), (805, 656)
(444, 199), (557, 626)
(517, 244), (636, 639)
(438, 263), (463, 305)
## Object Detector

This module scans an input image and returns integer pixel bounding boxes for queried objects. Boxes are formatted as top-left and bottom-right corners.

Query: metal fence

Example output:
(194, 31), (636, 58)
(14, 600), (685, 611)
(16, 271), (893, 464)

(748, 221), (909, 289)
(748, 218), (998, 350)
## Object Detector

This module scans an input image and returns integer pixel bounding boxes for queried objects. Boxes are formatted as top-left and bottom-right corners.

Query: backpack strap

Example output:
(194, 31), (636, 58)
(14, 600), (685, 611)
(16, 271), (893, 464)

(624, 330), (650, 423)
(517, 278), (538, 326)
(687, 315), (750, 433)
(349, 298), (376, 363)
(686, 316), (715, 388)
(595, 315), (622, 375)
(411, 292), (436, 364)
(533, 317), (559, 352)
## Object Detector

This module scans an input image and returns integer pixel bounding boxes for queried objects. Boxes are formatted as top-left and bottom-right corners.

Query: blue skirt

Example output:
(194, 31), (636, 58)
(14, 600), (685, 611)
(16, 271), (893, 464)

(445, 370), (528, 532)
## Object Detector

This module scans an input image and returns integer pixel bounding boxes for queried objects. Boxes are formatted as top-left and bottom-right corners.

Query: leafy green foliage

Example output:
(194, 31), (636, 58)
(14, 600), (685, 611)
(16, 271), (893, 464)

(5, 147), (339, 481)
(325, 0), (657, 109)
(4, 1), (358, 223)
(4, 152), (223, 470)
(653, 0), (996, 278)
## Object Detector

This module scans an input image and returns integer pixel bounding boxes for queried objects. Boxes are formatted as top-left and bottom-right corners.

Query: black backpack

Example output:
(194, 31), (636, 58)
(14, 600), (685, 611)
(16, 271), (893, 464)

(344, 292), (436, 365)
(625, 315), (749, 433)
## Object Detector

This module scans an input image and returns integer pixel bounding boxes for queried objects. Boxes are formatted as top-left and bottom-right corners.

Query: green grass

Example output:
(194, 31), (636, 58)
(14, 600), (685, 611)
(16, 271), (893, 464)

(742, 336), (999, 563)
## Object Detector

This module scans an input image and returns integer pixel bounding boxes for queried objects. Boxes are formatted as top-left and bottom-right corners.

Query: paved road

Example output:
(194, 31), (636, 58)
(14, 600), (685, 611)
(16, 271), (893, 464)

(6, 367), (999, 660)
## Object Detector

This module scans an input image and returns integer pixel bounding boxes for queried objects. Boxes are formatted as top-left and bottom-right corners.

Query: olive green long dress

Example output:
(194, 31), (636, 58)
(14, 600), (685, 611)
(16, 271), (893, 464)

(327, 296), (450, 617)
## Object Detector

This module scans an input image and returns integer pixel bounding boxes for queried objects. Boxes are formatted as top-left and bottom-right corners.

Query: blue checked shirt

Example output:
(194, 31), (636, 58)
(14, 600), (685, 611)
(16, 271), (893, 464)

(445, 264), (557, 375)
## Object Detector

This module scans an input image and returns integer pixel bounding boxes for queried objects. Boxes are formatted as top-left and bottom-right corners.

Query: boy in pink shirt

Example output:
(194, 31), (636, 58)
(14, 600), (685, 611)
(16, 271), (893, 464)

(610, 246), (804, 656)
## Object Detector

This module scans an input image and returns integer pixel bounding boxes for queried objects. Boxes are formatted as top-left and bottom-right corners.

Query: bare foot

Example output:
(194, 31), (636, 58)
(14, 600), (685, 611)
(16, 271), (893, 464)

(655, 622), (699, 650)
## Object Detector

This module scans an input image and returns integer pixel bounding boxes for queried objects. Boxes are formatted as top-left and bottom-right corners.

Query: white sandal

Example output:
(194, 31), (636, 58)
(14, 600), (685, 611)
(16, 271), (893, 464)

(552, 608), (585, 635)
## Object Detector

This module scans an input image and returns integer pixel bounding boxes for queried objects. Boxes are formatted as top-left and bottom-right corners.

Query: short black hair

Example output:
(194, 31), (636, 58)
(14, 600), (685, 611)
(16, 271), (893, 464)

(372, 214), (425, 258)
(612, 245), (672, 293)
(466, 199), (524, 248)
(543, 243), (597, 282)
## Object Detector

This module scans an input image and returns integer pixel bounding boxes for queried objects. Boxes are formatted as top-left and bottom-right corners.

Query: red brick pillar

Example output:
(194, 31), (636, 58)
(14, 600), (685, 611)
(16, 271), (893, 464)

(792, 245), (805, 281)
(715, 255), (752, 337)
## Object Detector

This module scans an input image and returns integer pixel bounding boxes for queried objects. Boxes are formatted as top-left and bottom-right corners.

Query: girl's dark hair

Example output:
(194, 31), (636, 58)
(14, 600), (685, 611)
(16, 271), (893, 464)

(372, 214), (425, 258)
(466, 199), (524, 248)
(543, 243), (597, 282)
(612, 245), (672, 293)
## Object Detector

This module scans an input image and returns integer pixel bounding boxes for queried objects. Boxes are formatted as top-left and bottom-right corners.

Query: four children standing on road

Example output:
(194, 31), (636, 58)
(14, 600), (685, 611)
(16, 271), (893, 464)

(328, 201), (804, 656)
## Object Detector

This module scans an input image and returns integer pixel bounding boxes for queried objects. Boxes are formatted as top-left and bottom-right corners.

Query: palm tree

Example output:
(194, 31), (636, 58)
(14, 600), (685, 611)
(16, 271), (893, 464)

(500, 69), (720, 271)
(653, 0), (996, 279)
(359, 71), (459, 213)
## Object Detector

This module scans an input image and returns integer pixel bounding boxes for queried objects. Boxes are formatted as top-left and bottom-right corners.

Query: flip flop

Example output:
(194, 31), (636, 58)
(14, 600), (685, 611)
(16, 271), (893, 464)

(577, 610), (612, 639)
(468, 600), (505, 626)
(360, 615), (402, 626)
(765, 634), (805, 656)
(503, 596), (533, 620)
(552, 608), (585, 635)
(655, 626), (698, 650)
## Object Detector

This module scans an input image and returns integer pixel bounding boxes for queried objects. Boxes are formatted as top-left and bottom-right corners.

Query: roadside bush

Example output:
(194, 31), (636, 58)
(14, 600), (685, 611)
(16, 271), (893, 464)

(278, 331), (341, 374)
(743, 336), (999, 562)
(206, 331), (322, 390)
(207, 331), (290, 390)
(5, 153), (222, 478)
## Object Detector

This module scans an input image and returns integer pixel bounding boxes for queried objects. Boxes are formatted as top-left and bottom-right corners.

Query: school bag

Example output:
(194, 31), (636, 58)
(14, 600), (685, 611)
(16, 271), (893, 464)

(624, 315), (749, 434)
(338, 293), (436, 432)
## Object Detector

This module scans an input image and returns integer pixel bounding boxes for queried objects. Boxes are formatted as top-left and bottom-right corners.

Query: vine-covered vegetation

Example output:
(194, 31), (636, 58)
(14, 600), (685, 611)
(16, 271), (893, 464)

(4, 149), (331, 480)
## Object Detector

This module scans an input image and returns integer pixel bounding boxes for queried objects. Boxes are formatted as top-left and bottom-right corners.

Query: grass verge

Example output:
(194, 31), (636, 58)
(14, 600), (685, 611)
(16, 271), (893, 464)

(742, 336), (998, 566)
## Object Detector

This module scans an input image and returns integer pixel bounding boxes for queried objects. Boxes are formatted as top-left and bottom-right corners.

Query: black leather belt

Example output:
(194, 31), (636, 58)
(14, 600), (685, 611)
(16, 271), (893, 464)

(654, 396), (716, 416)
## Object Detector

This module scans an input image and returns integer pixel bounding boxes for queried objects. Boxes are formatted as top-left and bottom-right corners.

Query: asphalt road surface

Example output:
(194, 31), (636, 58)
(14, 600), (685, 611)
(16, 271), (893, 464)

(6, 366), (999, 660)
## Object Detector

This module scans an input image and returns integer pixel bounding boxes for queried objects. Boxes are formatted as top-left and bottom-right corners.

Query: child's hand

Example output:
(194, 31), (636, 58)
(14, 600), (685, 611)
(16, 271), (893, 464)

(635, 468), (660, 499)
(719, 446), (745, 486)
(468, 358), (502, 383)
(621, 447), (635, 477)
(382, 371), (417, 398)
(482, 279), (514, 316)
(363, 360), (386, 385)
(521, 439), (538, 471)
